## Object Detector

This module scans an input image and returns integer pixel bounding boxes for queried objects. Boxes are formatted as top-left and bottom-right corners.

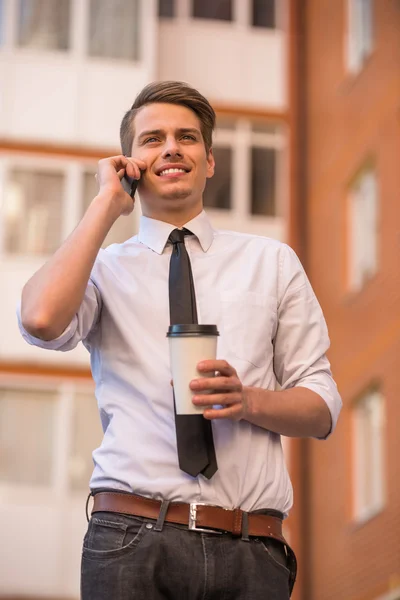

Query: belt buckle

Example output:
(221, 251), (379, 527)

(188, 503), (222, 535)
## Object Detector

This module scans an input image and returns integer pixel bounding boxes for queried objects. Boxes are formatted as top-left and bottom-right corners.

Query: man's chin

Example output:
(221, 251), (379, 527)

(159, 188), (192, 201)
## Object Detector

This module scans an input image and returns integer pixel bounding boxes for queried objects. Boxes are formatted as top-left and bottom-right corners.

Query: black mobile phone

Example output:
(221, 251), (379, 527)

(121, 173), (139, 198)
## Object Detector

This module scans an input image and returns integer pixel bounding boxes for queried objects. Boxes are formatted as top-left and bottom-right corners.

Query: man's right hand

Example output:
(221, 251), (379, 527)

(96, 155), (147, 216)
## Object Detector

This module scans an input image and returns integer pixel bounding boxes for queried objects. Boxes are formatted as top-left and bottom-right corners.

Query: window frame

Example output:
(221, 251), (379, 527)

(352, 388), (386, 524)
(0, 154), (140, 259)
(159, 0), (282, 29)
(347, 165), (379, 293)
(16, 0), (72, 52)
(0, 375), (99, 497)
(346, 0), (374, 74)
(0, 155), (69, 258)
(210, 118), (287, 219)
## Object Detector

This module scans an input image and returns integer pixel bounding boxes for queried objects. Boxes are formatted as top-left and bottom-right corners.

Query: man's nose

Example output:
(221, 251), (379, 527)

(162, 137), (182, 159)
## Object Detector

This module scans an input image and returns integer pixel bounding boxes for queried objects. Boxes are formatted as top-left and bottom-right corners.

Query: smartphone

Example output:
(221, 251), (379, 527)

(121, 173), (139, 198)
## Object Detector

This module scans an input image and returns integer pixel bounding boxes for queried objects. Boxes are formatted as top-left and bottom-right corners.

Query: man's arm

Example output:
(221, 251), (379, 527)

(191, 361), (333, 438)
(21, 156), (145, 341)
(191, 244), (342, 439)
(245, 385), (332, 438)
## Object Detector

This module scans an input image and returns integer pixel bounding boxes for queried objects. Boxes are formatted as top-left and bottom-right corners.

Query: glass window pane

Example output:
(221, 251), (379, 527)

(192, 0), (232, 21)
(4, 168), (64, 255)
(83, 171), (135, 246)
(252, 121), (278, 134)
(17, 0), (70, 50)
(68, 392), (103, 492)
(0, 388), (56, 486)
(251, 147), (276, 216)
(252, 0), (276, 28)
(159, 0), (174, 18)
(203, 147), (231, 209)
(89, 0), (140, 61)
(216, 118), (236, 131)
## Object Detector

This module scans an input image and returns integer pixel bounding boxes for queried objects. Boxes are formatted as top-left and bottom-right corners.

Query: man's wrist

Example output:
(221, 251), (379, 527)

(90, 190), (124, 224)
(243, 386), (265, 421)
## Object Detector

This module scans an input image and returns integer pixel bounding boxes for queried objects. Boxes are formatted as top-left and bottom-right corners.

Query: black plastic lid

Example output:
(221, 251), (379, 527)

(167, 324), (219, 337)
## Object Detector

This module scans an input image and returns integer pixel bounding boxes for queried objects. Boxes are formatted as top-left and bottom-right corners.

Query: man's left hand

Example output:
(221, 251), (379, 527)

(190, 360), (250, 421)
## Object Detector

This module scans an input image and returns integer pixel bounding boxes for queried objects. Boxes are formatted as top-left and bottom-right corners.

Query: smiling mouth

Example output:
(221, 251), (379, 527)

(158, 168), (189, 177)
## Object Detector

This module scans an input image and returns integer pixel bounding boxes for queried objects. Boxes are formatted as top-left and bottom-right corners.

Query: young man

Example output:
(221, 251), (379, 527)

(18, 81), (342, 600)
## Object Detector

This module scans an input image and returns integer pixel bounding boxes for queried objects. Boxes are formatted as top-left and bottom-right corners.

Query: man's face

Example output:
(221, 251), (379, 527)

(130, 103), (215, 218)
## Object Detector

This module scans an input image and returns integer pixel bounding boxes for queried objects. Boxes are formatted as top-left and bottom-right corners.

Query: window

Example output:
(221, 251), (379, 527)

(203, 147), (232, 209)
(17, 0), (70, 51)
(0, 388), (56, 486)
(348, 167), (378, 291)
(82, 171), (136, 246)
(353, 389), (385, 522)
(192, 0), (232, 22)
(251, 147), (276, 216)
(88, 0), (140, 61)
(68, 391), (103, 491)
(375, 590), (400, 600)
(3, 168), (64, 255)
(159, 0), (175, 18)
(207, 119), (283, 217)
(347, 0), (373, 73)
(252, 0), (276, 29)
(0, 384), (102, 492)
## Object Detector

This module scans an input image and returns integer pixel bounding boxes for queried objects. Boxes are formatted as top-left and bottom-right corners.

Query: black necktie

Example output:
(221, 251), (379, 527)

(168, 228), (218, 479)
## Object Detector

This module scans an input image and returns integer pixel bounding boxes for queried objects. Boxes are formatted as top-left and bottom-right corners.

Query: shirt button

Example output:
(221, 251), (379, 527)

(146, 523), (153, 530)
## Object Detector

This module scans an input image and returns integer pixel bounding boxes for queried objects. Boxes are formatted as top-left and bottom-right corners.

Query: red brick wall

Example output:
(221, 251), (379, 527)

(295, 0), (400, 598)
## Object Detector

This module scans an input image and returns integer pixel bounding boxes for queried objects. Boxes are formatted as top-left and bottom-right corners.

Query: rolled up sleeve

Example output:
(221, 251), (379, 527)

(273, 246), (342, 438)
(17, 278), (102, 352)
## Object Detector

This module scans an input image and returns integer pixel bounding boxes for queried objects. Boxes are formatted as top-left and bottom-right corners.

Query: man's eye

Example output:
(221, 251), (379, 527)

(182, 135), (196, 141)
(144, 137), (159, 143)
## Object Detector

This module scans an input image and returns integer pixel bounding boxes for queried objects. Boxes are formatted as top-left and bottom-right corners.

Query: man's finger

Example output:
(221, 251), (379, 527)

(193, 393), (242, 406)
(190, 376), (240, 392)
(203, 404), (242, 420)
(197, 360), (236, 376)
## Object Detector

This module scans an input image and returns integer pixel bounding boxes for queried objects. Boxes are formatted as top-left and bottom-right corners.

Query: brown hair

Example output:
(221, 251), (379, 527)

(120, 81), (215, 157)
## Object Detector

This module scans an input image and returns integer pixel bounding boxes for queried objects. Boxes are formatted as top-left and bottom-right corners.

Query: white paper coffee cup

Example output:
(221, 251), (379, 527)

(167, 324), (219, 415)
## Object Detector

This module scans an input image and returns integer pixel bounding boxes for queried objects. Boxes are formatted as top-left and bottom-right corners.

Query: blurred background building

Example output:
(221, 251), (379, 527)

(0, 1), (398, 599)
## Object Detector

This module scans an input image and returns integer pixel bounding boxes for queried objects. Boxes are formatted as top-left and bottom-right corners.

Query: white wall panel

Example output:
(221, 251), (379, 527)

(158, 23), (287, 109)
(3, 53), (79, 142)
(0, 260), (90, 366)
(77, 63), (150, 148)
(0, 491), (86, 597)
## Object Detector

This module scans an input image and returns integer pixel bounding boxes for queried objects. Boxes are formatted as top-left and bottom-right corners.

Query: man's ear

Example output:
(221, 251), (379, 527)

(206, 147), (215, 179)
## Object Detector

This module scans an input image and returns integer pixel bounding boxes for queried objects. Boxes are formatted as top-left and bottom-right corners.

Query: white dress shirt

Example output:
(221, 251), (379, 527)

(18, 210), (342, 515)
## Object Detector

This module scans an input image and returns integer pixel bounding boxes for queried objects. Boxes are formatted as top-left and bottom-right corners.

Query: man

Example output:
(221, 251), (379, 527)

(18, 81), (342, 600)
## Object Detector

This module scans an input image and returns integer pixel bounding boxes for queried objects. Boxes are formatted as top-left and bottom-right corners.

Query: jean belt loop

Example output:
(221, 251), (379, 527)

(154, 499), (171, 532)
(241, 511), (250, 542)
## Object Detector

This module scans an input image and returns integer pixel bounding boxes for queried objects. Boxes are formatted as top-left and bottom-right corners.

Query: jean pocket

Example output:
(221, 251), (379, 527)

(259, 538), (291, 578)
(83, 513), (150, 560)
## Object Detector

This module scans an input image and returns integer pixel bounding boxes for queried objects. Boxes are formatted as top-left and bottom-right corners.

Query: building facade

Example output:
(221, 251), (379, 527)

(289, 0), (400, 599)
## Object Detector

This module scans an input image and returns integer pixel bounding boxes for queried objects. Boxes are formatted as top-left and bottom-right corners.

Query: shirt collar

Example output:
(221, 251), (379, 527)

(138, 210), (214, 255)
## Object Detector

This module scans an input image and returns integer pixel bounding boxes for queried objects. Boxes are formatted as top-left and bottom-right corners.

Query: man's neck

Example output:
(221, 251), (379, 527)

(140, 206), (203, 228)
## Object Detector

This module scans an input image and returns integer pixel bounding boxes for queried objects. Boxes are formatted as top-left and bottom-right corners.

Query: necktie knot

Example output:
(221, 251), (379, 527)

(168, 228), (191, 246)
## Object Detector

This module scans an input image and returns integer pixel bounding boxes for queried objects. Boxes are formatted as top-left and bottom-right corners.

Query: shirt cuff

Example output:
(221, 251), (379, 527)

(295, 381), (342, 439)
(16, 302), (78, 351)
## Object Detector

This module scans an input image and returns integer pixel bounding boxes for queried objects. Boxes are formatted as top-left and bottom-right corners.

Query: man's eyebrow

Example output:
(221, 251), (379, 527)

(137, 127), (201, 141)
(137, 129), (163, 141)
(177, 128), (201, 136)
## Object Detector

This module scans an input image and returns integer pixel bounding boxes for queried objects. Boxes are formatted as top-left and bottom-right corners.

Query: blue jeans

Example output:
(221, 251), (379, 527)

(81, 511), (293, 599)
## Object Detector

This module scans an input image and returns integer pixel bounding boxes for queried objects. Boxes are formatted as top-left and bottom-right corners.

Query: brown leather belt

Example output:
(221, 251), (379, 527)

(91, 491), (286, 543)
